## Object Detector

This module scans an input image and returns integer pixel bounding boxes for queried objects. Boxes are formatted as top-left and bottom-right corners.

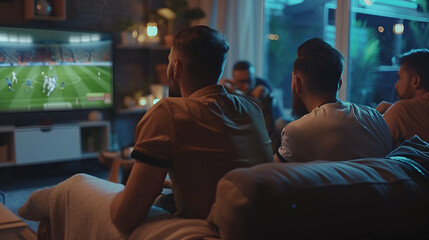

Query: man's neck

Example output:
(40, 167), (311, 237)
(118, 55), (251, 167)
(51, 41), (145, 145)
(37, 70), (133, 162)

(180, 75), (218, 97)
(305, 95), (339, 112)
(415, 89), (429, 99)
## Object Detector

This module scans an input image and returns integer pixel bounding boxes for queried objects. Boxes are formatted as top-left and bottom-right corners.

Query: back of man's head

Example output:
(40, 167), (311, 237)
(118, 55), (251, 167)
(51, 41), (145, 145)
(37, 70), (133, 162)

(293, 38), (344, 96)
(173, 26), (229, 87)
(398, 48), (429, 91)
(233, 61), (253, 72)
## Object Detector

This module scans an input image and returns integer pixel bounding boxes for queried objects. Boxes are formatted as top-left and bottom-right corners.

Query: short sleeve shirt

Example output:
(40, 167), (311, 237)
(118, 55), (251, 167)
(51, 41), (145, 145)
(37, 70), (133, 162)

(277, 101), (393, 163)
(383, 92), (429, 147)
(131, 85), (273, 219)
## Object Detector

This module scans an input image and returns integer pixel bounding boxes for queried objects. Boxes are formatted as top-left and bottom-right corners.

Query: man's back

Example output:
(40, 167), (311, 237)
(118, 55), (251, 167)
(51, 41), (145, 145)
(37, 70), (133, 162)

(383, 92), (429, 147)
(133, 85), (273, 219)
(277, 101), (392, 162)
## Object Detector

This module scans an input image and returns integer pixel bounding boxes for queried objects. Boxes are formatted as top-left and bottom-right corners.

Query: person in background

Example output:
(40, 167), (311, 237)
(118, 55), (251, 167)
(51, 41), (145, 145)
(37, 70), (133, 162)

(376, 49), (429, 147)
(110, 26), (273, 234)
(220, 61), (287, 151)
(274, 38), (392, 163)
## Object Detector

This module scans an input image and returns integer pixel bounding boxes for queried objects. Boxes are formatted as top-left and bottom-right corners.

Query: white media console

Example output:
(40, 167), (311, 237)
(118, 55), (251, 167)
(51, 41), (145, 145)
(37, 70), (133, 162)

(0, 121), (110, 167)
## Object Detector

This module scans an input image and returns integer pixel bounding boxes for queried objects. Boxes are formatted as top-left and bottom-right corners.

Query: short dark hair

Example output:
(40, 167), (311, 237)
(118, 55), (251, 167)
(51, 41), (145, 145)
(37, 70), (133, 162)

(293, 38), (344, 95)
(398, 48), (429, 91)
(173, 25), (229, 86)
(233, 61), (253, 71)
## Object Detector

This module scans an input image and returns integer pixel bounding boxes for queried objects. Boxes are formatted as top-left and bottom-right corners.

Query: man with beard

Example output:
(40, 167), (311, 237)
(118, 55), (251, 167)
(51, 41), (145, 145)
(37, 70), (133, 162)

(376, 49), (429, 147)
(274, 38), (392, 163)
(220, 61), (287, 151)
(111, 26), (273, 233)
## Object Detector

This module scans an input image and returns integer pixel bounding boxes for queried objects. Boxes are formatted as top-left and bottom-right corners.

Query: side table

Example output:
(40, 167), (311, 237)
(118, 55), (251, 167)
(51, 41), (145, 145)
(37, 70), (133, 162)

(109, 158), (135, 184)
(98, 151), (135, 185)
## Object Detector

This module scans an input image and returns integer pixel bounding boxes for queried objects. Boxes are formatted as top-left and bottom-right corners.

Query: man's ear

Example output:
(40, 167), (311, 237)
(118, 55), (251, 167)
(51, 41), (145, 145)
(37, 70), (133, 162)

(293, 74), (303, 95)
(174, 58), (183, 80)
(411, 74), (421, 89)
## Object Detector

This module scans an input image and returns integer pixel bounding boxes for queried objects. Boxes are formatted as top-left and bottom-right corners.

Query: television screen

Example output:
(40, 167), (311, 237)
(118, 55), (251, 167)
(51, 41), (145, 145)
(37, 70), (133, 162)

(0, 26), (113, 112)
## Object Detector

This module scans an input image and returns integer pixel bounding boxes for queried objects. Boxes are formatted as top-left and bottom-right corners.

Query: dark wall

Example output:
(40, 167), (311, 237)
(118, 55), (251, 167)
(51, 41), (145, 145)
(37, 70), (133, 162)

(0, 0), (145, 30)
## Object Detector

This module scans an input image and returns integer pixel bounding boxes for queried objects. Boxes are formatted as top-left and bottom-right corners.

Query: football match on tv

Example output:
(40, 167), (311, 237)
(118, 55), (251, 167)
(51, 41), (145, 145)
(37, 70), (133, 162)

(0, 26), (113, 112)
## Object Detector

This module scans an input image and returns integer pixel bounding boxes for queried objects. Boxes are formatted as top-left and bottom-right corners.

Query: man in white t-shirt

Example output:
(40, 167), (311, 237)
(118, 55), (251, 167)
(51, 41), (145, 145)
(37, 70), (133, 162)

(274, 38), (392, 163)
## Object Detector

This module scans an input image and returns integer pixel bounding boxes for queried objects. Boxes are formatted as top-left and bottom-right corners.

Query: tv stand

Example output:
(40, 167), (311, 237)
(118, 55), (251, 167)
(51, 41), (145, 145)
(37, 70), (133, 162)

(0, 121), (110, 167)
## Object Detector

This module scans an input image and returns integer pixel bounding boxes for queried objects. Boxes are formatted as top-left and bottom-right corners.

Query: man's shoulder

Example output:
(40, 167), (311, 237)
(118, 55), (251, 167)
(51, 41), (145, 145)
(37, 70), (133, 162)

(386, 97), (429, 114)
(283, 114), (316, 132)
(342, 101), (381, 116)
(229, 93), (264, 113)
(396, 96), (429, 106)
(389, 99), (411, 111)
(255, 77), (272, 91)
(145, 97), (181, 114)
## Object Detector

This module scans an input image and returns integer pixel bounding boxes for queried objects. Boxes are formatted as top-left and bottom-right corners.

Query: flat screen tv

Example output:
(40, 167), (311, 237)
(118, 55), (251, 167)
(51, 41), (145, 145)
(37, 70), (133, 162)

(0, 26), (113, 112)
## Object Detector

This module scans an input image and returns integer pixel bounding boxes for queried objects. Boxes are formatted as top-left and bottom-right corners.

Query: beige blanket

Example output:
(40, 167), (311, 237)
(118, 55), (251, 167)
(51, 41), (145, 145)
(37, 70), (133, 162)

(18, 174), (219, 240)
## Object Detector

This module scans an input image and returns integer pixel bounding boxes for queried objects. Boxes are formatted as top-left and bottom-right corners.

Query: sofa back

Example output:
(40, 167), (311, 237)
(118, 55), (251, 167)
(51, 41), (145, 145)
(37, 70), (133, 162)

(207, 158), (429, 239)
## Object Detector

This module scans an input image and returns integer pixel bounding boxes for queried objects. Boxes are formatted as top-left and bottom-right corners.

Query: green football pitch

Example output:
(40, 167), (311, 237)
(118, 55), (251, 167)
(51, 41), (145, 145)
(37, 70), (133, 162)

(0, 65), (113, 112)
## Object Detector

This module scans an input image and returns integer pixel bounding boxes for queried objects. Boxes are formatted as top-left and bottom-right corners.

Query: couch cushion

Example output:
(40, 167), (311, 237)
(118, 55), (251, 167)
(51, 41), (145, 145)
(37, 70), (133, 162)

(207, 158), (429, 239)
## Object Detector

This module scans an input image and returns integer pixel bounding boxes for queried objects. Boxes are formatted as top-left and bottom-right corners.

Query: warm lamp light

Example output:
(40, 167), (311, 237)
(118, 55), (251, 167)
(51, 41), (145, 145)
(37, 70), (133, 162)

(132, 30), (138, 39)
(157, 8), (176, 20)
(268, 34), (279, 40)
(393, 23), (404, 34)
(359, 0), (375, 6)
(137, 34), (145, 43)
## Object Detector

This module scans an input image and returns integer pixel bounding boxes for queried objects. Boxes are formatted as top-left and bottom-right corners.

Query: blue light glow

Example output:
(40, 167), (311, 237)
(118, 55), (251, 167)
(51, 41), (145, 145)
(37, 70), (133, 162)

(147, 23), (158, 37)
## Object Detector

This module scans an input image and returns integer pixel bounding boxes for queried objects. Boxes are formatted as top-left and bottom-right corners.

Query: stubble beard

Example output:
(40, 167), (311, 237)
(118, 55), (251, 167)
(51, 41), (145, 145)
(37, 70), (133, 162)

(291, 90), (309, 119)
(167, 66), (182, 97)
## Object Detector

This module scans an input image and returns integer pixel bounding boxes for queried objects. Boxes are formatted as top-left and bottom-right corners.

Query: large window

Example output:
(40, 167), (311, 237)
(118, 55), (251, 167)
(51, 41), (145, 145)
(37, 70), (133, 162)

(347, 0), (429, 107)
(266, 0), (429, 110)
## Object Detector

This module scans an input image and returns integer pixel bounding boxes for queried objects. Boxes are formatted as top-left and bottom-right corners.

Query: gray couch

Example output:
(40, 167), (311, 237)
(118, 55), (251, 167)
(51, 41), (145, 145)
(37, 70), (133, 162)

(19, 136), (429, 239)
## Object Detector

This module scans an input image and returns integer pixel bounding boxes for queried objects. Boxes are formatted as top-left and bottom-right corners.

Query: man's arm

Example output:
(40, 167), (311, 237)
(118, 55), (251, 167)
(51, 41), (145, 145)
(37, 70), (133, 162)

(110, 161), (168, 233)
(273, 153), (283, 162)
(376, 101), (393, 114)
(382, 103), (405, 148)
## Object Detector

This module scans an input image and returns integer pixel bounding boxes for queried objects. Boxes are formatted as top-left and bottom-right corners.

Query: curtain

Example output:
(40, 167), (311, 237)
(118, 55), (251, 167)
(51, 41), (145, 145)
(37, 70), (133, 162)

(189, 0), (266, 79)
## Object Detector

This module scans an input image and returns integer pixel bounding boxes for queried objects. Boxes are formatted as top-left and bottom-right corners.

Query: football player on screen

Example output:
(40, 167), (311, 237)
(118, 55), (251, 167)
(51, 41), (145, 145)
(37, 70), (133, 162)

(12, 71), (17, 84)
(26, 79), (33, 93)
(6, 78), (14, 91)
(47, 76), (57, 96)
(43, 75), (49, 93)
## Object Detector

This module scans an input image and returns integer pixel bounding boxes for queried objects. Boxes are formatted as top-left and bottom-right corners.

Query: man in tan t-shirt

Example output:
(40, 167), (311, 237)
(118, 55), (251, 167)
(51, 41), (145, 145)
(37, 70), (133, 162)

(110, 26), (273, 234)
(376, 49), (429, 147)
